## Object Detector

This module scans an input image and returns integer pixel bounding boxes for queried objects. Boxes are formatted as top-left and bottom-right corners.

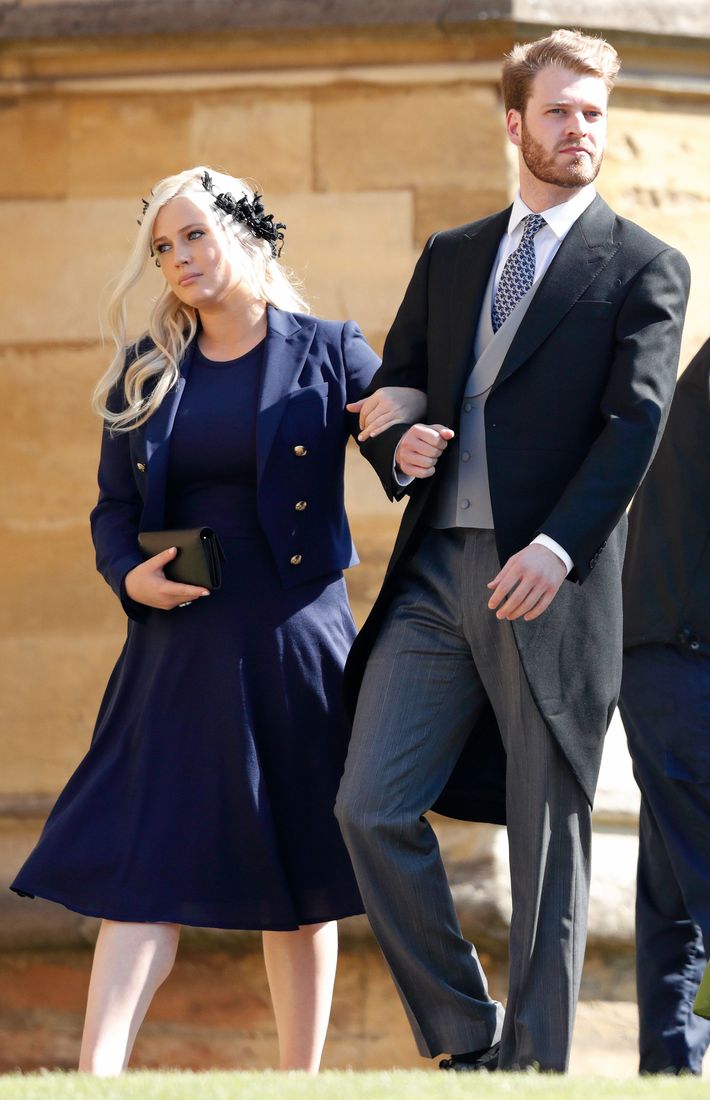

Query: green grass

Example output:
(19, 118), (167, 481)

(0, 1073), (707, 1100)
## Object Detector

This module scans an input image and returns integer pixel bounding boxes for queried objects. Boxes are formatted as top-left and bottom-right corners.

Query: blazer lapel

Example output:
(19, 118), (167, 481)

(445, 209), (511, 417)
(256, 305), (318, 480)
(141, 338), (197, 530)
(492, 195), (620, 392)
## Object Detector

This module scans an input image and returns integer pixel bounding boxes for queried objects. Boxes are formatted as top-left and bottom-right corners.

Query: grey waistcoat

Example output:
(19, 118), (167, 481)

(429, 264), (539, 530)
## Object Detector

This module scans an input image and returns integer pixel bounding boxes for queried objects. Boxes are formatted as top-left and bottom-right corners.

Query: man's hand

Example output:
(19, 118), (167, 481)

(487, 544), (566, 621)
(346, 387), (427, 441)
(394, 424), (455, 478)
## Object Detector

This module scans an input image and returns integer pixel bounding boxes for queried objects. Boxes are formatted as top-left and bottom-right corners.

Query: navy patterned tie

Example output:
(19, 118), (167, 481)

(491, 213), (546, 332)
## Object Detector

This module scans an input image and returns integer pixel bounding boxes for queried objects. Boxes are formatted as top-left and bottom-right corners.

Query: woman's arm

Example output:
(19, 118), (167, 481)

(91, 412), (212, 615)
(89, 408), (147, 615)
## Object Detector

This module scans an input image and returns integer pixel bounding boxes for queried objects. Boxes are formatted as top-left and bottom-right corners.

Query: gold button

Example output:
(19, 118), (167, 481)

(295, 500), (308, 512)
(293, 445), (307, 457)
(290, 554), (302, 566)
(136, 462), (146, 472)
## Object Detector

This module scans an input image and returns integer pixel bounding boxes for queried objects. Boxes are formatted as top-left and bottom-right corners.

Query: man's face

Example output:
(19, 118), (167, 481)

(509, 66), (608, 190)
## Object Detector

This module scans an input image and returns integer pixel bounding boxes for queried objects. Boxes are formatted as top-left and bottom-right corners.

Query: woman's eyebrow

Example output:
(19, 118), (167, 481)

(152, 222), (208, 245)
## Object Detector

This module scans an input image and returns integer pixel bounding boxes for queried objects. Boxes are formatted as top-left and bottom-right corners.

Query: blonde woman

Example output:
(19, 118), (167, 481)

(11, 167), (425, 1075)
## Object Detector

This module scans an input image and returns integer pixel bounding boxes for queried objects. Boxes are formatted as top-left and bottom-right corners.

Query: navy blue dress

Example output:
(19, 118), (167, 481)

(12, 341), (364, 930)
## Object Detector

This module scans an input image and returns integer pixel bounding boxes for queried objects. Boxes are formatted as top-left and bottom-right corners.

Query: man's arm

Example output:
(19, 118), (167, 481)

(540, 247), (691, 579)
(358, 235), (437, 499)
(488, 246), (691, 621)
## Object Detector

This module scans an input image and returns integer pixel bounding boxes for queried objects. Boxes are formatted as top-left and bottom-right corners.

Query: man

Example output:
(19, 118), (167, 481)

(618, 339), (710, 1075)
(335, 29), (690, 1072)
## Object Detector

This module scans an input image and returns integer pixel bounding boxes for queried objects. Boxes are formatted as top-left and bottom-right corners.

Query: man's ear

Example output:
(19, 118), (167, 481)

(506, 108), (523, 147)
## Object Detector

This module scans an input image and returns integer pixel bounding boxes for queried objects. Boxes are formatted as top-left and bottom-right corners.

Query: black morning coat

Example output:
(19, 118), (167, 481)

(345, 195), (691, 825)
(622, 336), (710, 654)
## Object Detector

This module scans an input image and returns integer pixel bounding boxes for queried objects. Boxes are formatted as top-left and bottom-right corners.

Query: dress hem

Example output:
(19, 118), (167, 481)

(9, 886), (365, 932)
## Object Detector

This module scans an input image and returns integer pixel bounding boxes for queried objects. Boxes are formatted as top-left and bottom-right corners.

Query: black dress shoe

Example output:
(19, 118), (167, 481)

(439, 1041), (500, 1072)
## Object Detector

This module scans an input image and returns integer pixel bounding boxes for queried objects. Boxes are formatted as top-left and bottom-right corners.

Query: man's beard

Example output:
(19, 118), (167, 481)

(520, 119), (602, 188)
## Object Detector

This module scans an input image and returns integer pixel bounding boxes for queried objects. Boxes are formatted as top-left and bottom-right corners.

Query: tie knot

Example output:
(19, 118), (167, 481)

(522, 213), (546, 240)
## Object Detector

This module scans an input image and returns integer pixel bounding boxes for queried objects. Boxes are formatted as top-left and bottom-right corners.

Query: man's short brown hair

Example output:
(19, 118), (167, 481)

(501, 29), (620, 114)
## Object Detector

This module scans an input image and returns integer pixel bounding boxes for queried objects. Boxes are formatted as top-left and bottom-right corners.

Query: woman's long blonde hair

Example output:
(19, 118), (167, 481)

(93, 166), (309, 432)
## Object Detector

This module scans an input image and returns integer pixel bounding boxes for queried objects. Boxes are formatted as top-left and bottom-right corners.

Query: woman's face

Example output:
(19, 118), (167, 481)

(151, 194), (250, 310)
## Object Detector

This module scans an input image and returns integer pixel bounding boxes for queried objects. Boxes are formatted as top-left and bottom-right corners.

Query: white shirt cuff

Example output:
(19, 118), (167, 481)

(393, 464), (414, 487)
(393, 440), (414, 487)
(532, 534), (573, 576)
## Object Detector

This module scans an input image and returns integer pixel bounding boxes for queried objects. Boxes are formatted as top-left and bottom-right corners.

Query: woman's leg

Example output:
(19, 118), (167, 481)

(262, 920), (338, 1072)
(79, 920), (180, 1076)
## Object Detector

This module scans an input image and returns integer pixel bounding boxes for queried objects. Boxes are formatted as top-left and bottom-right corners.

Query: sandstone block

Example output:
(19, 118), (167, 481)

(512, 0), (709, 38)
(594, 710), (640, 824)
(0, 526), (120, 638)
(600, 205), (710, 371)
(586, 830), (638, 946)
(0, 200), (160, 341)
(274, 190), (417, 336)
(593, 96), (710, 369)
(604, 102), (710, 213)
(0, 340), (147, 665)
(569, 1001), (639, 1078)
(0, 96), (68, 198)
(0, 344), (104, 522)
(0, 634), (123, 794)
(0, 812), (99, 951)
(0, 942), (653, 1074)
(415, 184), (510, 247)
(315, 84), (506, 192)
(1, 190), (411, 343)
(66, 95), (194, 197)
(190, 93), (313, 192)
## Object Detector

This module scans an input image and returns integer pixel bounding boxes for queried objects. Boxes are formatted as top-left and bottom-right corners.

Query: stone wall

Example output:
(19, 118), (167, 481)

(1, 5), (709, 1071)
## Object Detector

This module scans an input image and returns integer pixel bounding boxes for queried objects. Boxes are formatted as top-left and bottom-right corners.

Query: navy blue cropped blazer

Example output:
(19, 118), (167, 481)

(90, 306), (380, 621)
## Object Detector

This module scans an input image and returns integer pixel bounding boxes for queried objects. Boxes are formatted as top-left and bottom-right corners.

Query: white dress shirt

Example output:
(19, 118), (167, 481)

(493, 185), (597, 295)
(395, 185), (598, 576)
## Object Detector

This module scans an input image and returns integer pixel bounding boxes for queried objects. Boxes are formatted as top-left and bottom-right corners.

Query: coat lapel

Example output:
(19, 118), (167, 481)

(445, 209), (511, 417)
(492, 195), (620, 393)
(141, 338), (197, 530)
(256, 305), (318, 480)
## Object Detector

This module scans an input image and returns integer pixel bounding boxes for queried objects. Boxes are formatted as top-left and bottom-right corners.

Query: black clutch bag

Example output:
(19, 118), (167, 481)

(137, 527), (225, 590)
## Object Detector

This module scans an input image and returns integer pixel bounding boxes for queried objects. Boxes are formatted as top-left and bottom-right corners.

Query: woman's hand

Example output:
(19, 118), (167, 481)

(124, 547), (210, 610)
(347, 386), (427, 442)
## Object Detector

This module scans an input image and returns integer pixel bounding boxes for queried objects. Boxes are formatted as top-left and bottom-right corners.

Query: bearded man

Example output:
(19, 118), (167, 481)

(336, 29), (691, 1073)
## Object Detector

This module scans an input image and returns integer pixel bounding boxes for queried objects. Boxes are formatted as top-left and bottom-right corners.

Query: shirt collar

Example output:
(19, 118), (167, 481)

(507, 185), (597, 240)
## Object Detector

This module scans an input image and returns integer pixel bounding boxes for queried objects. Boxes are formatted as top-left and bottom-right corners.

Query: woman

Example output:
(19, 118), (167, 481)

(11, 166), (425, 1076)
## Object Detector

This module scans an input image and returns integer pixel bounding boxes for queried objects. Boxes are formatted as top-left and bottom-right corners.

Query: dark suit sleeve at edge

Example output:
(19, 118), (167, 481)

(357, 234), (436, 500)
(539, 246), (691, 583)
(89, 365), (149, 622)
